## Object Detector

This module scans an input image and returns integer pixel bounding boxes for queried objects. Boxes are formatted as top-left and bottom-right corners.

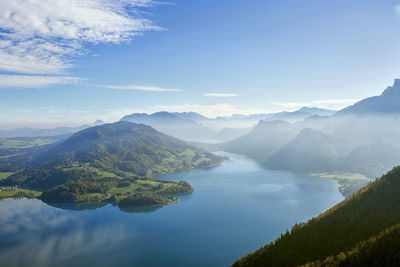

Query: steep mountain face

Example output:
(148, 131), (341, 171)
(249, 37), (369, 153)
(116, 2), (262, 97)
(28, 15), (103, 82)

(263, 128), (347, 173)
(337, 79), (400, 115)
(2, 121), (223, 189)
(120, 111), (216, 141)
(233, 166), (400, 267)
(221, 120), (299, 162)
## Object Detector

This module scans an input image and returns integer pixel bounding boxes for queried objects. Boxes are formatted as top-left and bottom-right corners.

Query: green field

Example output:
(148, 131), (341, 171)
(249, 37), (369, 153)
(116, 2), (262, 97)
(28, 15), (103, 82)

(0, 172), (14, 180)
(0, 153), (25, 159)
(0, 138), (55, 149)
(0, 187), (42, 199)
(312, 172), (371, 197)
(63, 165), (122, 178)
(109, 183), (141, 194)
(312, 172), (371, 181)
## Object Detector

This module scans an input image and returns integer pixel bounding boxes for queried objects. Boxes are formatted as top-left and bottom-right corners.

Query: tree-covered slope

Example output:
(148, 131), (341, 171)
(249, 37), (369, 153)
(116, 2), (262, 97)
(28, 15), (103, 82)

(233, 166), (400, 267)
(263, 128), (347, 173)
(303, 223), (400, 267)
(2, 121), (224, 189)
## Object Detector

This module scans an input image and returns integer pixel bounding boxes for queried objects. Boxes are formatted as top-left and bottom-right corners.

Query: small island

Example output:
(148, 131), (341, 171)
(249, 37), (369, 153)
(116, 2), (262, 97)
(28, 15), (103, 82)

(41, 178), (193, 208)
(0, 171), (193, 208)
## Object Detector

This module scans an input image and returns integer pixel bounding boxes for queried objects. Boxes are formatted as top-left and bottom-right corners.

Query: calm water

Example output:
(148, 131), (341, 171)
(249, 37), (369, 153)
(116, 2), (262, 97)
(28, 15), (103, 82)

(0, 152), (343, 267)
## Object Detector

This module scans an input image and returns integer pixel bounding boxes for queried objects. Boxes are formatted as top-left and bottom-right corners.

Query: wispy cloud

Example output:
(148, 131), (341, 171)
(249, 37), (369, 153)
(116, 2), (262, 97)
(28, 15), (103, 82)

(0, 74), (82, 88)
(0, 0), (159, 86)
(395, 5), (400, 17)
(107, 85), (181, 92)
(271, 98), (361, 111)
(204, 93), (237, 97)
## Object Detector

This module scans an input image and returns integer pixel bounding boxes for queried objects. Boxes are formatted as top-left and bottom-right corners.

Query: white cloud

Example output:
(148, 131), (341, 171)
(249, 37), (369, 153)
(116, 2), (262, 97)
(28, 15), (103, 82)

(0, 0), (158, 75)
(204, 93), (237, 97)
(395, 5), (400, 17)
(107, 85), (181, 92)
(0, 74), (82, 88)
(271, 98), (361, 111)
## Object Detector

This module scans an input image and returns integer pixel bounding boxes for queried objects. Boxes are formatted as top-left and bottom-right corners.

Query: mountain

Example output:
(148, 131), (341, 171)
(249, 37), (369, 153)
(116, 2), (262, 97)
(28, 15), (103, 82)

(221, 120), (299, 162)
(2, 121), (224, 189)
(94, 119), (104, 126)
(297, 106), (336, 116)
(263, 128), (347, 173)
(120, 111), (216, 141)
(0, 125), (87, 138)
(233, 166), (400, 266)
(214, 107), (335, 124)
(213, 127), (252, 142)
(265, 107), (336, 122)
(338, 79), (400, 115)
(0, 120), (104, 138)
(172, 112), (208, 122)
(341, 140), (400, 178)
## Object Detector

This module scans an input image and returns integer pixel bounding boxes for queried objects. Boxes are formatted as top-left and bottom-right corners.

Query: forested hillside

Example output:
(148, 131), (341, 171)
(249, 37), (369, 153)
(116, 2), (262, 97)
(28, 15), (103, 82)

(2, 121), (224, 189)
(233, 166), (400, 266)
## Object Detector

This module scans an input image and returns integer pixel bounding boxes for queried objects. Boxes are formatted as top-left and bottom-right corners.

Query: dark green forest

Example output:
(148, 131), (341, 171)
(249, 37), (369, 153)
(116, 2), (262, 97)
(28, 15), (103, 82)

(233, 166), (400, 267)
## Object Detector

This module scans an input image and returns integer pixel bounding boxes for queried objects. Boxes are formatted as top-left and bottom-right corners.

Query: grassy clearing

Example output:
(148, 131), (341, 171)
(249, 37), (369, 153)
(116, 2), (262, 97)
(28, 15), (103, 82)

(0, 153), (25, 159)
(63, 165), (122, 179)
(109, 183), (141, 194)
(0, 138), (55, 149)
(0, 187), (42, 199)
(312, 172), (371, 181)
(0, 172), (14, 180)
(137, 180), (162, 186)
(312, 172), (371, 197)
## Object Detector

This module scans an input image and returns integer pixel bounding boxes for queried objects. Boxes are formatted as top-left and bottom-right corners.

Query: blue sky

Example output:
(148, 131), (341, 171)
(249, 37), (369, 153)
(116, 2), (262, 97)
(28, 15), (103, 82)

(1, 0), (400, 128)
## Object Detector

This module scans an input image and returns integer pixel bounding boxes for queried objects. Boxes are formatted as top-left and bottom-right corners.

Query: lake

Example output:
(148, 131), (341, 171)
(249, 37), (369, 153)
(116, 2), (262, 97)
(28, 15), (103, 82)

(0, 152), (344, 267)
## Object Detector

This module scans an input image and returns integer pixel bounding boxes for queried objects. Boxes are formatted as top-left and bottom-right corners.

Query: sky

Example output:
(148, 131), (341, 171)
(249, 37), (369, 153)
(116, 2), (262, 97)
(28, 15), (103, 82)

(1, 0), (400, 129)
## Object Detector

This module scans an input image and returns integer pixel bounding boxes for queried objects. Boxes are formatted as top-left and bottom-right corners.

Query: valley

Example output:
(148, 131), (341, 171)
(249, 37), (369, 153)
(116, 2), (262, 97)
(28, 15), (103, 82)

(1, 1), (399, 266)
(1, 80), (400, 266)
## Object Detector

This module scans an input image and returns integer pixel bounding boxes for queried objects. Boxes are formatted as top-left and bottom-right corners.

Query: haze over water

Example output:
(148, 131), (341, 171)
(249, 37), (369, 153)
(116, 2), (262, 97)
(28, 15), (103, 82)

(0, 153), (343, 267)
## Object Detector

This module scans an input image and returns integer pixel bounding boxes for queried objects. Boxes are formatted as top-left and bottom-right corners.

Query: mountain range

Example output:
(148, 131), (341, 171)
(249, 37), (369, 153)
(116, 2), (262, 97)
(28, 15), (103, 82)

(219, 79), (400, 178)
(120, 112), (217, 142)
(0, 120), (104, 138)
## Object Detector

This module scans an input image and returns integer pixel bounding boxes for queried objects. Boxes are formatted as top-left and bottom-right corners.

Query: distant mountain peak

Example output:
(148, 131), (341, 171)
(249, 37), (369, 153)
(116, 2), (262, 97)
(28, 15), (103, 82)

(298, 106), (335, 113)
(94, 119), (104, 126)
(382, 79), (400, 96)
(337, 79), (400, 115)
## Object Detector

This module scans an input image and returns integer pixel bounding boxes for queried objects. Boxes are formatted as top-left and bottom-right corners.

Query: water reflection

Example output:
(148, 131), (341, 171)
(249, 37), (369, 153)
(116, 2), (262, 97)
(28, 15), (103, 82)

(0, 153), (344, 267)
(46, 201), (109, 211)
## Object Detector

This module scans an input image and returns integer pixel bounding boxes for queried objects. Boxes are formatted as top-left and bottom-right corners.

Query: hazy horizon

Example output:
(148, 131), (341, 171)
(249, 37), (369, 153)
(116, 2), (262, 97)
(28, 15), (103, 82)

(1, 0), (400, 128)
